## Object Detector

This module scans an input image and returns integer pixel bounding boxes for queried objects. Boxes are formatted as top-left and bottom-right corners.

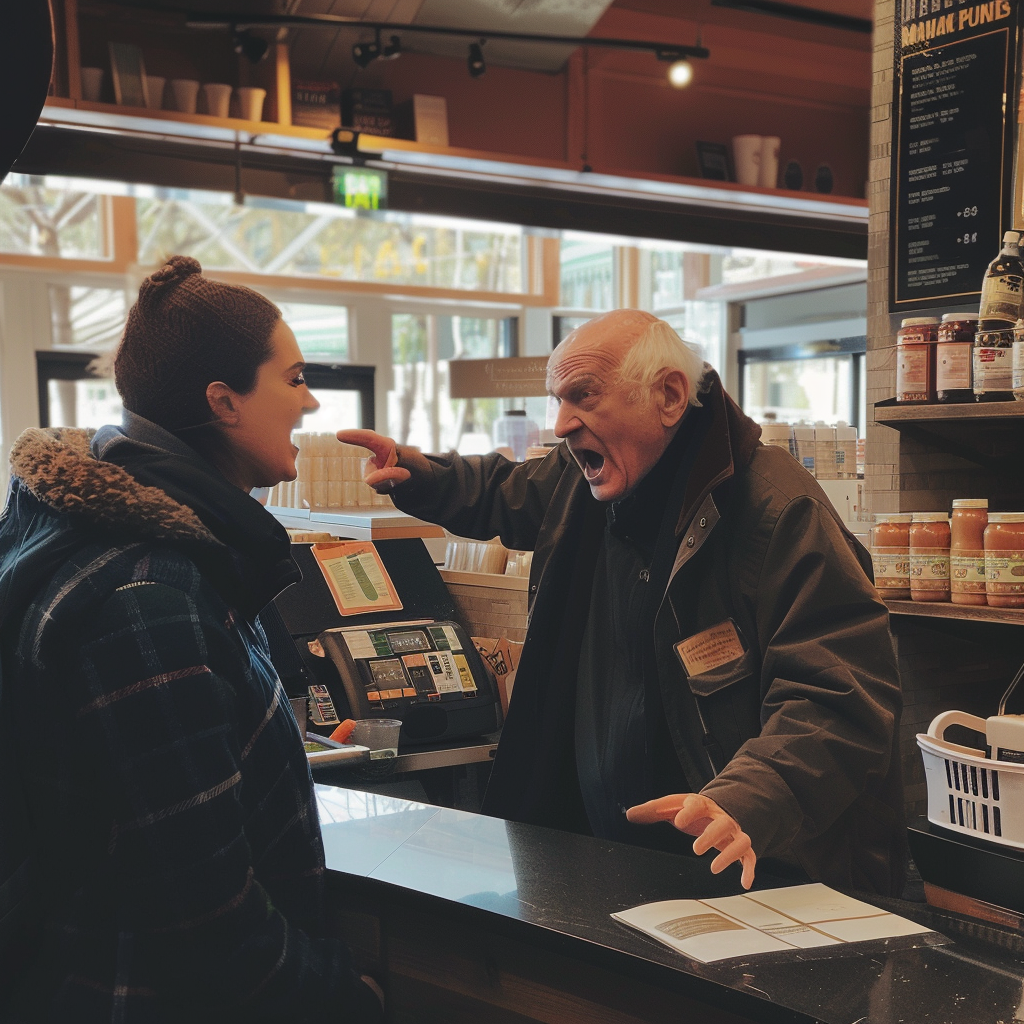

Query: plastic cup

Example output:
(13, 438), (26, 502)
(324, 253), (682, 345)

(203, 82), (232, 119)
(759, 136), (780, 189)
(732, 134), (762, 186)
(171, 78), (200, 114)
(351, 718), (401, 759)
(81, 66), (103, 102)
(144, 76), (165, 110)
(236, 86), (266, 122)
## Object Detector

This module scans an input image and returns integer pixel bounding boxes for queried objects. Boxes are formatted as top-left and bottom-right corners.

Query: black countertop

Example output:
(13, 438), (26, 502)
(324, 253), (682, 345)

(316, 786), (1024, 1024)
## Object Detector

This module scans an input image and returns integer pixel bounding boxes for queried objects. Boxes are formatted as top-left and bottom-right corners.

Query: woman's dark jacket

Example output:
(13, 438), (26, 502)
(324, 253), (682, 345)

(0, 421), (382, 1023)
(392, 371), (906, 896)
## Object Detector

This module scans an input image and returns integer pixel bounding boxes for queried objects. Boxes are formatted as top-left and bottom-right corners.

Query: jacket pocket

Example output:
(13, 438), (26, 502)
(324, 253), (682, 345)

(684, 647), (757, 699)
(682, 648), (761, 770)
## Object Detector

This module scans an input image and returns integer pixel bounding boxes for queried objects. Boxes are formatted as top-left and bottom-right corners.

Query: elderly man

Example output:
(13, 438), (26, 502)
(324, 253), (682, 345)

(339, 309), (905, 895)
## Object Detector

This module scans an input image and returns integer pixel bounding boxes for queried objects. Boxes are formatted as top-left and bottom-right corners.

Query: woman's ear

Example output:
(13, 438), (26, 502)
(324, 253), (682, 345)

(206, 381), (241, 426)
(658, 369), (690, 427)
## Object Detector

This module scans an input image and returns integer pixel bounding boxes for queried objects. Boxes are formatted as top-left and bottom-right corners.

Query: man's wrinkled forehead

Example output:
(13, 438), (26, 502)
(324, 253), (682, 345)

(546, 342), (621, 392)
(546, 309), (651, 391)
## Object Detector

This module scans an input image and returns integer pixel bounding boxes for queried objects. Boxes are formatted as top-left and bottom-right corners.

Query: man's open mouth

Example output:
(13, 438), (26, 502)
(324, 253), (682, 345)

(576, 448), (605, 480)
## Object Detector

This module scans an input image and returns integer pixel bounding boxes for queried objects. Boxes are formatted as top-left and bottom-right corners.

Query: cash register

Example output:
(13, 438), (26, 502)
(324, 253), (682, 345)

(262, 537), (503, 745)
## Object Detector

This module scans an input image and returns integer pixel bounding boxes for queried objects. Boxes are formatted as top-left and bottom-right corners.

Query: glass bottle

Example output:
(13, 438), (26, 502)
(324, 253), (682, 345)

(979, 230), (1024, 323)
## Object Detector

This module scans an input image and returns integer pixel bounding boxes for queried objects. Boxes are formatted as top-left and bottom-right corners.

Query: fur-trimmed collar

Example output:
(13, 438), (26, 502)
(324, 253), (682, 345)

(9, 427), (218, 546)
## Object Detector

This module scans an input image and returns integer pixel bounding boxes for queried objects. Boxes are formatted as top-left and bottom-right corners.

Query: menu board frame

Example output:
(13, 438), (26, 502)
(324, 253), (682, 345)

(890, 1), (1022, 312)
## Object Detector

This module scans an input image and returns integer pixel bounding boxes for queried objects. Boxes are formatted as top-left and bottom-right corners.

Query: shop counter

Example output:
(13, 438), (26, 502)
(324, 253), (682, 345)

(317, 785), (1024, 1024)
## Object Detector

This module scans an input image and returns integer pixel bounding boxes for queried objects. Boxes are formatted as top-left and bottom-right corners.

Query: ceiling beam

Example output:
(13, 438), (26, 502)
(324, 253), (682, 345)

(709, 0), (872, 34)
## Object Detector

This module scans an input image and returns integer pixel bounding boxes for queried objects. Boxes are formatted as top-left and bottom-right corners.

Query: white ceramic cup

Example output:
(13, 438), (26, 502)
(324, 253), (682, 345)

(732, 135), (763, 187)
(235, 86), (266, 122)
(143, 76), (165, 110)
(202, 83), (232, 119)
(80, 66), (104, 102)
(759, 136), (781, 189)
(170, 78), (200, 114)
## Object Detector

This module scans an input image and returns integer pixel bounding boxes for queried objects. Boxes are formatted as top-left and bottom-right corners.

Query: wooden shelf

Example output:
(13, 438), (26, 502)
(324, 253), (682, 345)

(885, 599), (1024, 626)
(873, 400), (1024, 470)
(43, 97), (327, 141)
(875, 400), (1024, 424)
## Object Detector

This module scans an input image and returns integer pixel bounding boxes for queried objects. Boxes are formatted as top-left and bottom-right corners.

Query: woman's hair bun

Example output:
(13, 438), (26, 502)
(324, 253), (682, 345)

(138, 255), (202, 305)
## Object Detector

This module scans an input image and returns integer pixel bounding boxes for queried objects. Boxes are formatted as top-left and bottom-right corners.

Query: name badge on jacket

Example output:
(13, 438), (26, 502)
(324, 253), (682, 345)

(674, 620), (745, 678)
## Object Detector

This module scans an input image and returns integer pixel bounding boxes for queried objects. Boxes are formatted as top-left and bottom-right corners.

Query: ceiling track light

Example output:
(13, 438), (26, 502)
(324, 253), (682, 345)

(380, 34), (401, 60)
(232, 27), (269, 64)
(667, 59), (694, 88)
(187, 11), (712, 68)
(352, 30), (381, 68)
(468, 40), (486, 78)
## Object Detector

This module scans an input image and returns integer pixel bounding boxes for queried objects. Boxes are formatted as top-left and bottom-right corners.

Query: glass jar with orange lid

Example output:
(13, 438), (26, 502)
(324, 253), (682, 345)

(870, 514), (912, 599)
(910, 512), (950, 601)
(950, 499), (988, 605)
(985, 513), (1024, 607)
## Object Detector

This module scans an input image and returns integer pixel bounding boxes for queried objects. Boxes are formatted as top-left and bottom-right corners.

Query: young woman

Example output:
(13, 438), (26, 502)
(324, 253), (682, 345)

(0, 256), (383, 1022)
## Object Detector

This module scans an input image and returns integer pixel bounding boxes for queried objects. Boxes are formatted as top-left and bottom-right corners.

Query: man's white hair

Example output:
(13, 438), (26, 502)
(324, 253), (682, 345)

(616, 317), (708, 408)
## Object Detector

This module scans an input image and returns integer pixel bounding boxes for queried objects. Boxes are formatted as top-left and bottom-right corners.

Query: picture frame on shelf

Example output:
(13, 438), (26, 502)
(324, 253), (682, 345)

(108, 41), (149, 108)
(696, 141), (732, 182)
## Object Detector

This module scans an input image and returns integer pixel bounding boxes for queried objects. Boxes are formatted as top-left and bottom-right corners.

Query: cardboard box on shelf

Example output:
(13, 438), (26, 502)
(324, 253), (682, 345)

(472, 636), (523, 715)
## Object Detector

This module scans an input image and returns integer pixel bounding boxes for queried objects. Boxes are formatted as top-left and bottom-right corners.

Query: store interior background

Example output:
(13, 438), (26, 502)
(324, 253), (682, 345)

(1, 0), (873, 467)
(6, 0), (1001, 820)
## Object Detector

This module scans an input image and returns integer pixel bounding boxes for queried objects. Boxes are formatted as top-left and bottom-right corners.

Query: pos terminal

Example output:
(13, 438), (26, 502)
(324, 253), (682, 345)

(264, 538), (502, 744)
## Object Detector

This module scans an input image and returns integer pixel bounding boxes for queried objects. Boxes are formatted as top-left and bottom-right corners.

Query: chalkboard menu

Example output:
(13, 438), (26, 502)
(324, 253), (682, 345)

(891, 2), (1021, 311)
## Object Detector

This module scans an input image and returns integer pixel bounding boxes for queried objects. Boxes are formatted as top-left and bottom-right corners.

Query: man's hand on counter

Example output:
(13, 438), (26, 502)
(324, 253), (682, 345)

(626, 793), (756, 890)
(336, 429), (411, 492)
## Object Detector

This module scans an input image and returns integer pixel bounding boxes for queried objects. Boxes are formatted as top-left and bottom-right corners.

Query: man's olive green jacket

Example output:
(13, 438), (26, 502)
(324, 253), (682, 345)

(393, 371), (905, 896)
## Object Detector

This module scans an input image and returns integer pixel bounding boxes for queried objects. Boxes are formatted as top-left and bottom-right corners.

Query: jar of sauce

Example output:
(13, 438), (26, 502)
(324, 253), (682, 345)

(937, 313), (978, 403)
(870, 514), (912, 599)
(985, 513), (1024, 608)
(910, 512), (950, 602)
(897, 318), (940, 403)
(950, 498), (988, 605)
(973, 325), (1015, 401)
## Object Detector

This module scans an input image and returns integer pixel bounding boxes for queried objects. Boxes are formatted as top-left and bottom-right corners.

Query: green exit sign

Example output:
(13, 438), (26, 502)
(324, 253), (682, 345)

(332, 167), (387, 211)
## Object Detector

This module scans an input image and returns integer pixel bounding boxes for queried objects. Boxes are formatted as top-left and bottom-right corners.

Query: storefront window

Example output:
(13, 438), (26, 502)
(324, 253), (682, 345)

(276, 301), (348, 359)
(0, 179), (107, 259)
(560, 235), (614, 310)
(389, 313), (515, 454)
(649, 249), (686, 310)
(742, 354), (858, 425)
(47, 377), (122, 430)
(49, 285), (127, 350)
(136, 195), (524, 292)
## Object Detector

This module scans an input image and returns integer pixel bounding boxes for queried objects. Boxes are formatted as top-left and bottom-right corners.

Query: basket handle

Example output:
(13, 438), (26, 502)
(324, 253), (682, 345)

(927, 710), (988, 741)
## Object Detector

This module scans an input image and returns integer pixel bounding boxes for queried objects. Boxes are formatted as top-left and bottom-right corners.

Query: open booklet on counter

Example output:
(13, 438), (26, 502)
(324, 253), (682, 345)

(612, 883), (941, 964)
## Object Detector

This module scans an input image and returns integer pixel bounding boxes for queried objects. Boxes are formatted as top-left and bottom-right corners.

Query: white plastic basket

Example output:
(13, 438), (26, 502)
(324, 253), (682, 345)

(917, 710), (1024, 851)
